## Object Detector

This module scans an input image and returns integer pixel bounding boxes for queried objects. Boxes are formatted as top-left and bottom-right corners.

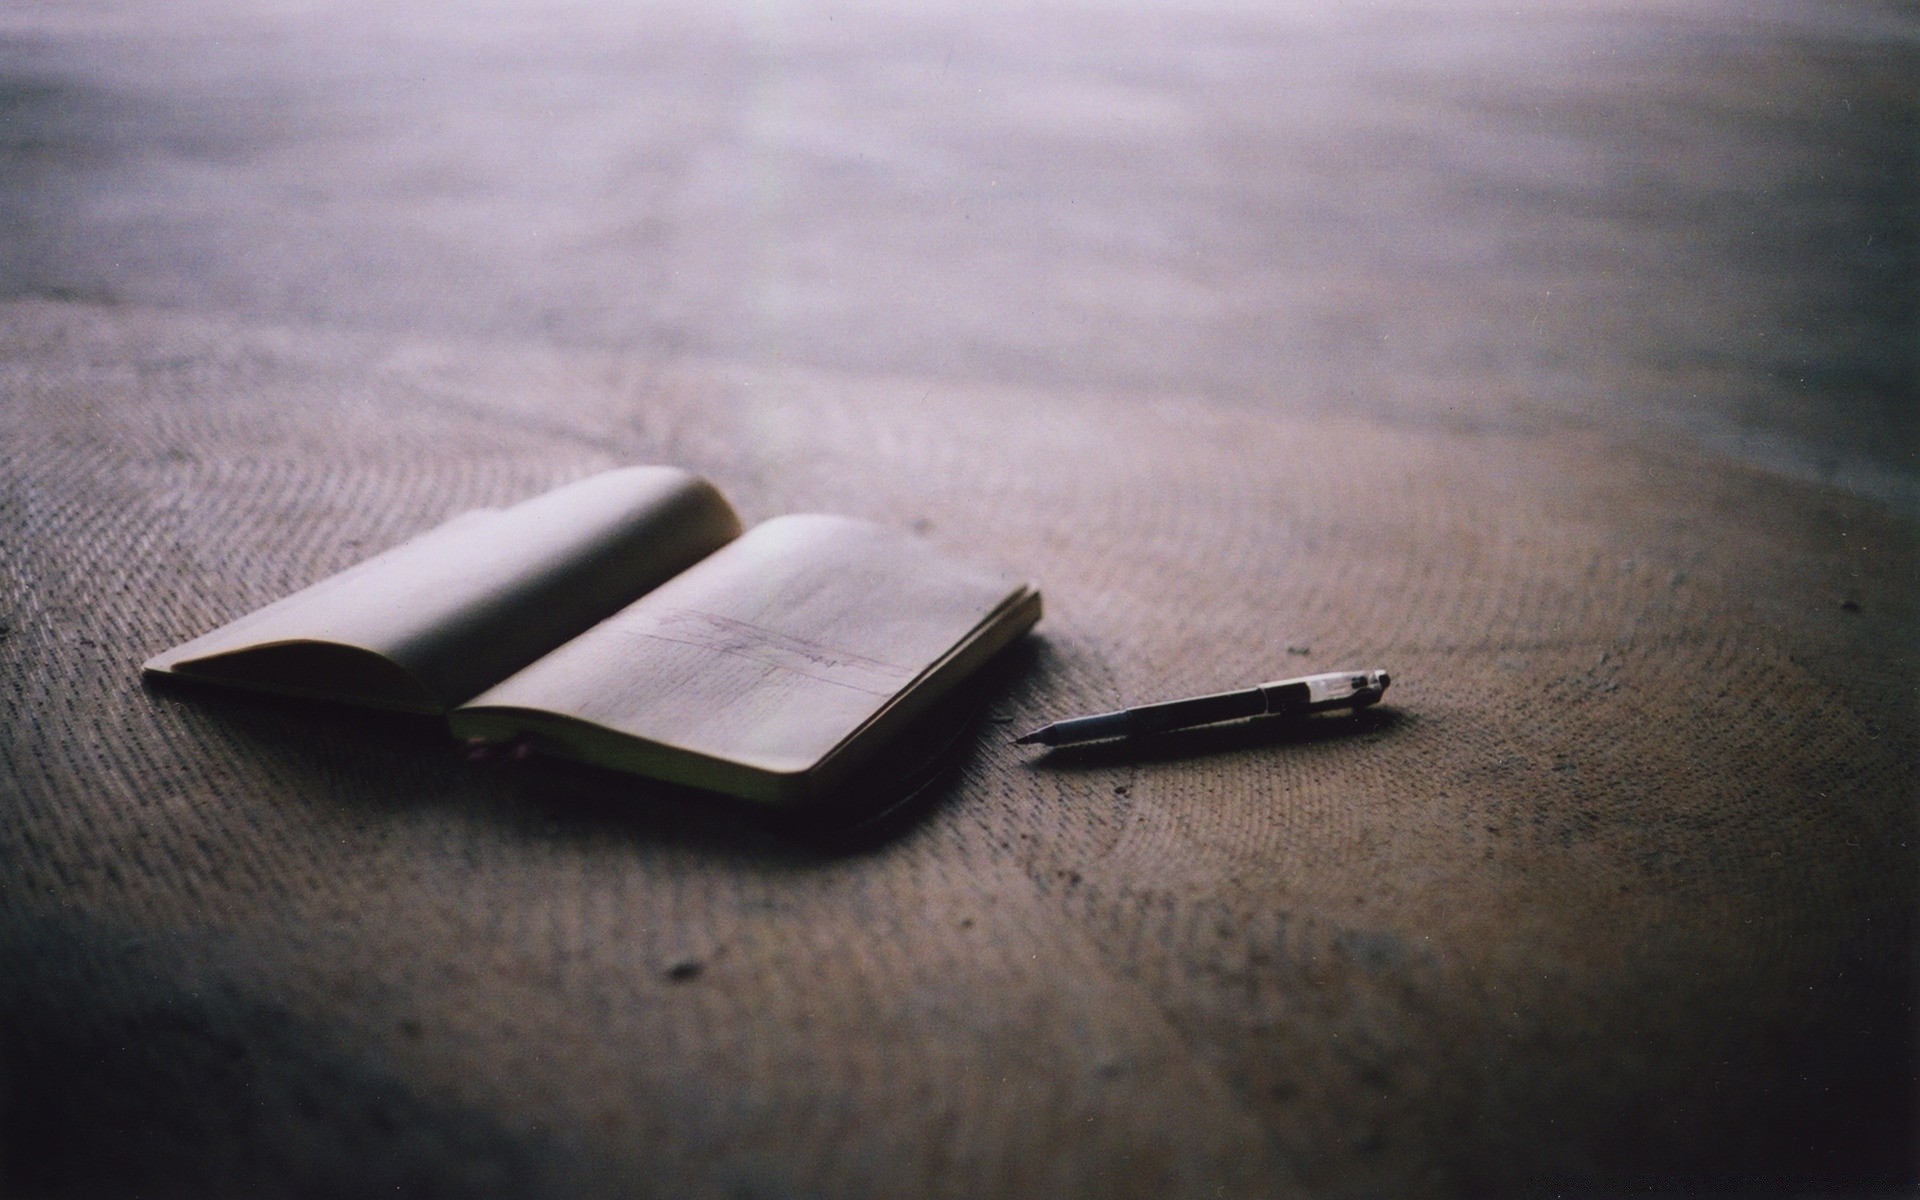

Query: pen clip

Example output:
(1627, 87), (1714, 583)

(1258, 669), (1389, 714)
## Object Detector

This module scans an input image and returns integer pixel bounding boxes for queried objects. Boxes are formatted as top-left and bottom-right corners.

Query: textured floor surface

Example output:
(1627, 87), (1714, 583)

(2, 1), (1915, 1196)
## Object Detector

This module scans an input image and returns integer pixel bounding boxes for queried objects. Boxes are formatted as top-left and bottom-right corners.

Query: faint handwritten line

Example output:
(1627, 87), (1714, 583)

(612, 607), (916, 698)
(657, 608), (910, 674)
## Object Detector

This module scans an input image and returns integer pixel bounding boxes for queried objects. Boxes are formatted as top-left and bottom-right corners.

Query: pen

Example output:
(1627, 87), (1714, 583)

(1013, 669), (1390, 747)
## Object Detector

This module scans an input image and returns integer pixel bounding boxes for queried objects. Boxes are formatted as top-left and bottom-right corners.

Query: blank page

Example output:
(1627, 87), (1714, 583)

(144, 467), (741, 710)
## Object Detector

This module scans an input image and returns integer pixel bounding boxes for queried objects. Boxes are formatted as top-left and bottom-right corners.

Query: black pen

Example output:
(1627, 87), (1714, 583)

(1013, 669), (1390, 747)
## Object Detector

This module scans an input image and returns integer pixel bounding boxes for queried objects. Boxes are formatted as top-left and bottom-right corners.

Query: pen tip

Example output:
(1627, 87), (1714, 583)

(1011, 729), (1046, 746)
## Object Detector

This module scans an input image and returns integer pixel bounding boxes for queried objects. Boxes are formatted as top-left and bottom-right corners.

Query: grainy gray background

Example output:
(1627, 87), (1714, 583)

(2, 0), (1914, 1195)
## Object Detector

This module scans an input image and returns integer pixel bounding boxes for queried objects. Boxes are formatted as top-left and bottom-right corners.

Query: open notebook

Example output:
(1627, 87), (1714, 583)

(144, 468), (1041, 805)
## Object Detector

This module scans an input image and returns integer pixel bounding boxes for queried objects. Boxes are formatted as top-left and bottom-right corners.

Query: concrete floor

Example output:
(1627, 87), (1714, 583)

(4, 0), (1913, 502)
(2, 1), (1914, 1194)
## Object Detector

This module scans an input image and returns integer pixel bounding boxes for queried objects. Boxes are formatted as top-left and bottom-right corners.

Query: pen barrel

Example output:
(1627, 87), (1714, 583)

(1029, 670), (1388, 746)
(1257, 680), (1315, 717)
(1127, 687), (1268, 736)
